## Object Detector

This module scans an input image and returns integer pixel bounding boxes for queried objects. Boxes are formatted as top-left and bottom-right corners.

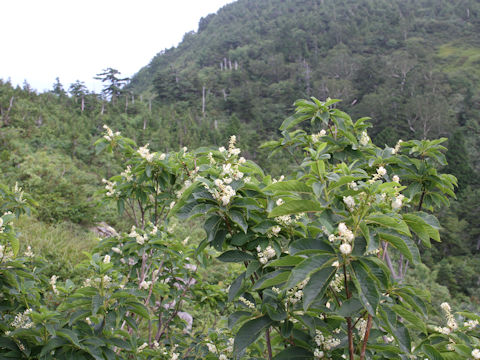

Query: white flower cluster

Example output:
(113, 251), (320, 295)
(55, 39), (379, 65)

(129, 226), (148, 245)
(112, 246), (122, 254)
(312, 129), (327, 143)
(267, 225), (281, 238)
(272, 175), (285, 183)
(222, 162), (244, 181)
(137, 144), (154, 162)
(24, 246), (34, 258)
(103, 125), (120, 141)
(359, 130), (370, 146)
(391, 194), (405, 210)
(391, 177), (405, 210)
(314, 348), (325, 358)
(330, 222), (355, 255)
(209, 178), (236, 206)
(275, 215), (294, 226)
(50, 275), (59, 295)
(103, 255), (111, 264)
(330, 272), (344, 293)
(0, 217), (4, 233)
(11, 309), (33, 329)
(356, 318), (368, 339)
(464, 319), (479, 331)
(206, 342), (217, 353)
(440, 302), (458, 330)
(472, 349), (480, 359)
(102, 178), (118, 197)
(227, 135), (241, 157)
(314, 329), (341, 351)
(121, 166), (133, 181)
(368, 166), (387, 184)
(137, 342), (149, 352)
(391, 139), (403, 155)
(348, 181), (358, 190)
(239, 296), (255, 310)
(83, 275), (112, 289)
(139, 280), (152, 290)
(343, 196), (355, 212)
(257, 245), (276, 265)
(13, 183), (26, 204)
(286, 278), (309, 306)
(0, 245), (14, 262)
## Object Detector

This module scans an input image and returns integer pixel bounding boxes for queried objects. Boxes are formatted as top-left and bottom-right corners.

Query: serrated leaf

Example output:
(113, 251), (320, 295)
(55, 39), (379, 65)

(366, 213), (411, 236)
(57, 329), (82, 348)
(391, 305), (427, 334)
(289, 238), (334, 255)
(229, 210), (248, 233)
(253, 271), (290, 290)
(377, 229), (419, 263)
(303, 267), (336, 310)
(269, 200), (323, 217)
(421, 345), (444, 360)
(234, 316), (273, 354)
(338, 298), (363, 317)
(263, 180), (312, 194)
(228, 311), (251, 329)
(268, 255), (304, 267)
(217, 250), (255, 263)
(127, 302), (150, 319)
(351, 261), (379, 315)
(273, 347), (314, 359)
(228, 272), (246, 302)
(286, 254), (333, 289)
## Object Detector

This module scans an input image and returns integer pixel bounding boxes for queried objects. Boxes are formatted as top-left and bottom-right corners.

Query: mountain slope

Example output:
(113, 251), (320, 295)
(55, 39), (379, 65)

(129, 0), (480, 145)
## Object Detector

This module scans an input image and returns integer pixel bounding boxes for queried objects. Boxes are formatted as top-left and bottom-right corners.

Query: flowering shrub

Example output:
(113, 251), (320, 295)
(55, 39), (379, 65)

(0, 99), (479, 359)
(175, 98), (480, 359)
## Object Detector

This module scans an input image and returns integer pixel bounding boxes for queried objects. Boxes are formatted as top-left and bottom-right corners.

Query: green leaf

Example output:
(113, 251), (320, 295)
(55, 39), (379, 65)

(91, 294), (103, 315)
(234, 316), (273, 354)
(421, 345), (444, 360)
(351, 261), (380, 315)
(379, 307), (411, 354)
(286, 254), (333, 289)
(273, 347), (314, 359)
(263, 180), (312, 194)
(10, 236), (19, 257)
(366, 213), (411, 236)
(39, 337), (69, 357)
(377, 229), (419, 263)
(359, 222), (379, 253)
(228, 311), (252, 329)
(289, 238), (334, 255)
(269, 200), (323, 217)
(217, 250), (255, 263)
(327, 174), (366, 190)
(303, 267), (336, 310)
(228, 272), (246, 302)
(268, 255), (304, 267)
(127, 302), (150, 319)
(280, 113), (311, 131)
(254, 270), (290, 290)
(57, 328), (82, 348)
(391, 305), (427, 334)
(338, 298), (363, 317)
(229, 210), (248, 233)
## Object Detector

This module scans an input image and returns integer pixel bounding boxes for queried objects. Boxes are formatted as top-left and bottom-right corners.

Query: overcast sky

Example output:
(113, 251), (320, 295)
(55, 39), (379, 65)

(0, 0), (235, 93)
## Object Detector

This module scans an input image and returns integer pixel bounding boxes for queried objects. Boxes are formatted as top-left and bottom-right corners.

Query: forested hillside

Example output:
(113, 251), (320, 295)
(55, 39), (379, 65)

(0, 0), (479, 330)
